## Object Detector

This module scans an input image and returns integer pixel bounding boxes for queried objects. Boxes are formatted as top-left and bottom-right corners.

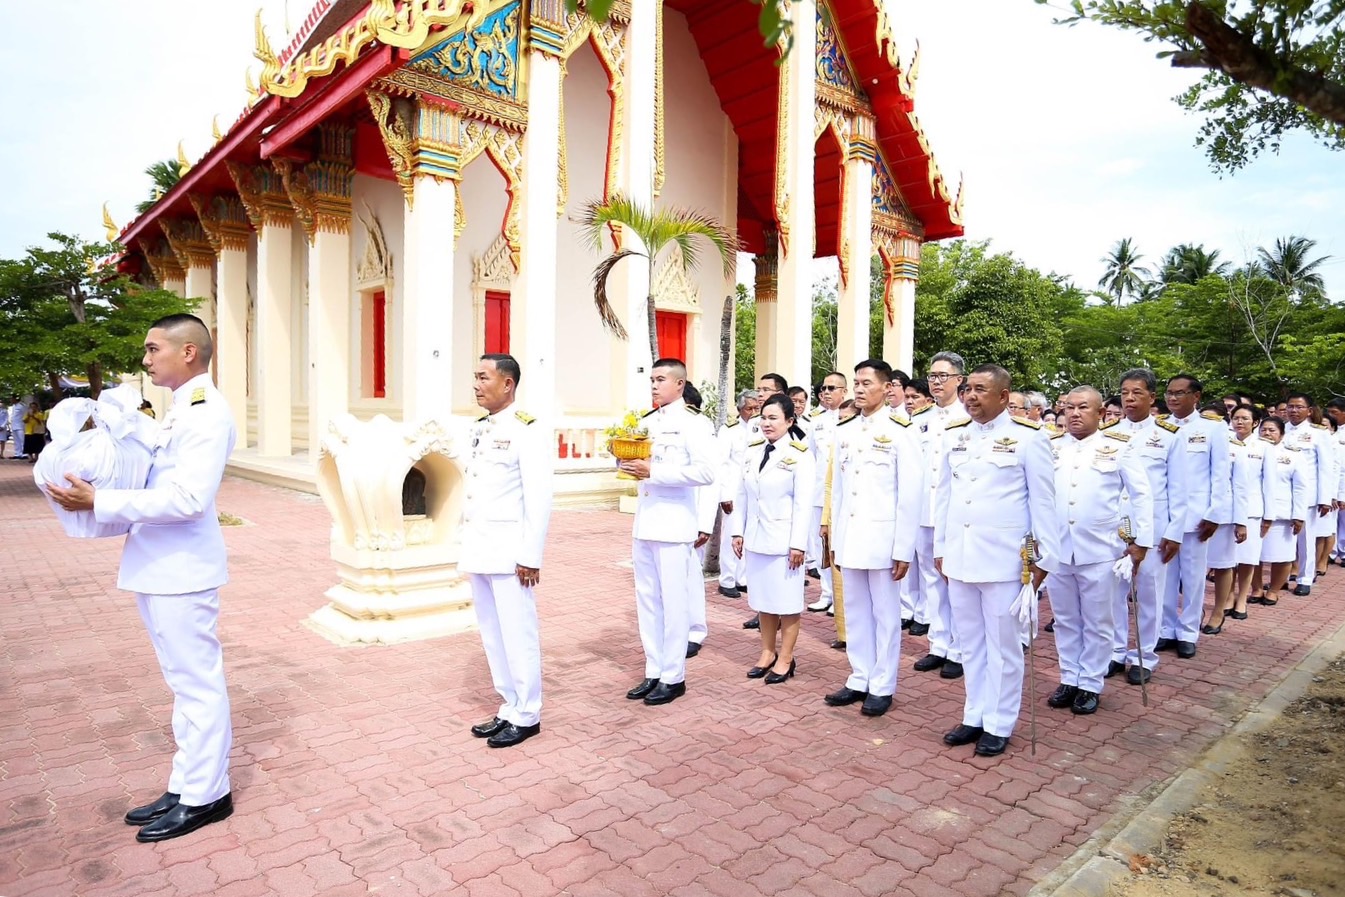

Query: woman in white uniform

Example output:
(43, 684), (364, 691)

(1256, 415), (1308, 606)
(1207, 404), (1269, 629)
(732, 394), (815, 684)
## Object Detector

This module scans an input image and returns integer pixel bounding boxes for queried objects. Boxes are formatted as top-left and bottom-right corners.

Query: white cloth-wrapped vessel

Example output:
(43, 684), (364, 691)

(35, 384), (157, 537)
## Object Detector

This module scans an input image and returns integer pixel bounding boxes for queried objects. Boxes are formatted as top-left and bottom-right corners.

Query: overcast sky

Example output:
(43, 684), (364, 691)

(0, 0), (1339, 297)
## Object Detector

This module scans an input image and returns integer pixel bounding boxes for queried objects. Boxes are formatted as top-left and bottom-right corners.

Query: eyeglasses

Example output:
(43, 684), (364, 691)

(927, 373), (961, 383)
(1007, 403), (1025, 411)
(819, 385), (843, 392)
(1165, 389), (1193, 398)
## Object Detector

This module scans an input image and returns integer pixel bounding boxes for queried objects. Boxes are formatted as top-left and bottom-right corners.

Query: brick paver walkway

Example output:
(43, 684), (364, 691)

(3, 460), (1343, 897)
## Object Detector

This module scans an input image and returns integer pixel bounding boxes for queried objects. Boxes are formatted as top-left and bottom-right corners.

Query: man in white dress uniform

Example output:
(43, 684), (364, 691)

(805, 372), (848, 613)
(1284, 392), (1339, 596)
(48, 314), (237, 842)
(460, 353), (553, 748)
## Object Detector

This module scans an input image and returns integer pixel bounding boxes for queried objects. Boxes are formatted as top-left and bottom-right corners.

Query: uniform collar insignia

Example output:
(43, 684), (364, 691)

(190, 387), (206, 406)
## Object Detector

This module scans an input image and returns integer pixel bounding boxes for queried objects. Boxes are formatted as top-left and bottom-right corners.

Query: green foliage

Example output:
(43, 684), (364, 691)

(733, 283), (756, 394)
(1098, 237), (1151, 303)
(566, 0), (798, 56)
(136, 159), (182, 215)
(0, 233), (193, 396)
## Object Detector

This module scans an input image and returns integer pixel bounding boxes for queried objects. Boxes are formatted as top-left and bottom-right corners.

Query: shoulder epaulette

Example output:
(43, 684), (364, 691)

(642, 408), (658, 418)
(889, 413), (911, 427)
(1201, 411), (1224, 422)
(190, 387), (206, 406)
(1157, 413), (1170, 421)
(1099, 418), (1118, 430)
(1103, 430), (1131, 442)
(807, 409), (822, 420)
(1157, 418), (1179, 433)
(1012, 418), (1042, 430)
(1230, 437), (1245, 446)
(686, 405), (702, 415)
(790, 440), (808, 452)
(911, 404), (933, 417)
(1050, 430), (1065, 440)
(477, 411), (491, 421)
(726, 418), (740, 428)
(945, 417), (972, 429)
(1312, 422), (1329, 430)
(837, 414), (858, 427)
(515, 410), (536, 425)
(749, 438), (766, 447)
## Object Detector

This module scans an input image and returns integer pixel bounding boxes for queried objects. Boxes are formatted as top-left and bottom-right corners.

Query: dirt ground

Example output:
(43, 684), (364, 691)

(1113, 657), (1345, 897)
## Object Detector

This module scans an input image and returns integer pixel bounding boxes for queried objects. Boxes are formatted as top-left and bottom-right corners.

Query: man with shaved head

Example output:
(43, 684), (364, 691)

(47, 313), (238, 842)
(1045, 386), (1152, 715)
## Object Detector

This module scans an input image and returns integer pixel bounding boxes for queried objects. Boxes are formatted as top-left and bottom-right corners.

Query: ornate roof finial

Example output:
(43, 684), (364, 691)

(102, 203), (119, 242)
(177, 141), (192, 177)
(900, 41), (922, 99)
(212, 115), (223, 143)
(952, 174), (966, 224)
(254, 9), (280, 93)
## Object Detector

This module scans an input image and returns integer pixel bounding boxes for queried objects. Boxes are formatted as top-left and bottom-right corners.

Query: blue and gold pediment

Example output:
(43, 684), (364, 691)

(872, 153), (918, 232)
(816, 7), (858, 95)
(408, 1), (521, 101)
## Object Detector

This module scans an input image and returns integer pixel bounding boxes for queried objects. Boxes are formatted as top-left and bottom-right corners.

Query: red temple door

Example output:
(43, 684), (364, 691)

(655, 310), (687, 361)
(485, 290), (511, 354)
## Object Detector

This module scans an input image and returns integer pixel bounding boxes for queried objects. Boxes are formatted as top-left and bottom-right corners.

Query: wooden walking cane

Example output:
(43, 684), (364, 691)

(1118, 517), (1149, 707)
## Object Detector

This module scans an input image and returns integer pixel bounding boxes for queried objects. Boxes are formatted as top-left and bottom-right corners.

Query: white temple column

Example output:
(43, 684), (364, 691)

(184, 264), (214, 331)
(401, 175), (456, 424)
(216, 244), (249, 441)
(515, 47), (561, 410)
(753, 235), (778, 381)
(256, 219), (294, 456)
(308, 228), (351, 458)
(837, 148), (874, 376)
(882, 270), (917, 375)
(774, 0), (816, 390)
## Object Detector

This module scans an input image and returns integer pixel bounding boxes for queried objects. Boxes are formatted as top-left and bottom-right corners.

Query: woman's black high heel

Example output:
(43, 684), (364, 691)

(748, 654), (777, 679)
(764, 658), (796, 684)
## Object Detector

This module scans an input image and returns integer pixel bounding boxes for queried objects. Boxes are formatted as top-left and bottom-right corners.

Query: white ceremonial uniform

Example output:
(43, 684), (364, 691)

(831, 409), (924, 698)
(92, 373), (236, 806)
(1262, 440), (1309, 562)
(1206, 434), (1251, 571)
(687, 412), (718, 647)
(459, 404), (553, 728)
(732, 437), (814, 614)
(1161, 411), (1233, 644)
(806, 408), (841, 609)
(914, 399), (967, 663)
(1232, 436), (1271, 567)
(935, 411), (1061, 739)
(8, 400), (27, 457)
(1335, 428), (1345, 560)
(1285, 420), (1339, 583)
(716, 417), (755, 591)
(1110, 416), (1187, 672)
(631, 399), (717, 686)
(1049, 428), (1152, 695)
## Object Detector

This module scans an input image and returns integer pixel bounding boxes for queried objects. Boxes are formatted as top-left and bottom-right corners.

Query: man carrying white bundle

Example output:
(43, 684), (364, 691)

(48, 314), (237, 843)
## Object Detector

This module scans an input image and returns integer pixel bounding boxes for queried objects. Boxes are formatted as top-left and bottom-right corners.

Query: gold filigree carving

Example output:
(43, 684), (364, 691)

(652, 254), (701, 314)
(366, 90), (417, 207)
(225, 161), (292, 233)
(653, 0), (665, 199)
(774, 59), (790, 258)
(454, 189), (467, 247)
(754, 229), (779, 305)
(160, 219), (216, 270)
(459, 119), (524, 266)
(355, 202), (394, 291)
(189, 193), (252, 253)
(559, 9), (625, 211)
(377, 70), (528, 130)
(141, 237), (186, 287)
(557, 58), (569, 216)
(272, 158), (319, 242)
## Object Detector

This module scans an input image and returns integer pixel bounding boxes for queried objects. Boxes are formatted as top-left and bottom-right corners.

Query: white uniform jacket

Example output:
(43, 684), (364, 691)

(913, 400), (967, 528)
(1264, 440), (1309, 522)
(716, 417), (753, 503)
(935, 411), (1061, 582)
(94, 373), (237, 594)
(632, 399), (718, 542)
(1050, 429), (1153, 564)
(1166, 412), (1234, 530)
(732, 437), (815, 556)
(806, 408), (840, 509)
(1229, 436), (1269, 524)
(1111, 416), (1187, 546)
(1284, 420), (1338, 509)
(459, 406), (553, 574)
(831, 409), (924, 569)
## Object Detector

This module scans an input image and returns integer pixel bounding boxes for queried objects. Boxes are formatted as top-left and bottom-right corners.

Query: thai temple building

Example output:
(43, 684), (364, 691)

(113, 0), (963, 499)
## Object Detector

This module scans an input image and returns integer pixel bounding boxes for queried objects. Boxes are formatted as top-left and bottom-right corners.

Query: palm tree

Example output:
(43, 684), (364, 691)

(1160, 243), (1231, 285)
(1257, 236), (1330, 299)
(135, 159), (182, 214)
(581, 194), (737, 362)
(1098, 238), (1151, 304)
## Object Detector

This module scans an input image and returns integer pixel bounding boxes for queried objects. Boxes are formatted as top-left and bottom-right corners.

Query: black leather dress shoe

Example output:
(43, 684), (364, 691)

(747, 654), (778, 679)
(824, 687), (867, 706)
(1104, 660), (1125, 679)
(908, 621), (930, 637)
(807, 568), (821, 579)
(686, 641), (701, 658)
(1176, 640), (1197, 658)
(626, 678), (660, 700)
(717, 585), (741, 599)
(1047, 684), (1079, 708)
(913, 654), (946, 672)
(125, 791), (179, 826)
(939, 662), (964, 680)
(974, 734), (1009, 757)
(1044, 618), (1055, 633)
(643, 682), (686, 705)
(743, 615), (760, 630)
(1070, 690), (1100, 715)
(830, 639), (846, 650)
(487, 722), (541, 748)
(860, 694), (892, 716)
(470, 717), (509, 738)
(943, 724), (984, 746)
(136, 794), (233, 842)
(1126, 666), (1152, 685)
(1229, 610), (1248, 620)
(1293, 584), (1312, 597)
(1154, 637), (1176, 651)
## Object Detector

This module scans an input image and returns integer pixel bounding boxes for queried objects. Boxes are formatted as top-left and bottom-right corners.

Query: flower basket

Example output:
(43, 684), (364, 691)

(608, 436), (652, 480)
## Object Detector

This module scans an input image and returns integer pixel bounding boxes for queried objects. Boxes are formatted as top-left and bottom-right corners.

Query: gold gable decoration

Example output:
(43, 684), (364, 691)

(355, 202), (394, 292)
(651, 255), (701, 315)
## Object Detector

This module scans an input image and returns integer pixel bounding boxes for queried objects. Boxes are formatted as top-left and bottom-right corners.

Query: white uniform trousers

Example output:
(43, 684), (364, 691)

(810, 506), (832, 606)
(135, 590), (232, 805)
(1051, 561), (1117, 694)
(899, 554), (920, 623)
(1336, 511), (1345, 559)
(1297, 523), (1320, 586)
(468, 573), (542, 727)
(1112, 551), (1166, 672)
(840, 567), (903, 698)
(718, 507), (746, 589)
(633, 539), (692, 685)
(947, 579), (1023, 739)
(689, 544), (708, 646)
(1162, 532), (1209, 642)
(917, 527), (961, 662)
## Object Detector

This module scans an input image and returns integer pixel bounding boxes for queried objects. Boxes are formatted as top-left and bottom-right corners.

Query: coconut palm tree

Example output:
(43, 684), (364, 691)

(1098, 237), (1151, 304)
(1256, 236), (1330, 299)
(135, 159), (182, 214)
(1160, 243), (1231, 285)
(581, 194), (737, 362)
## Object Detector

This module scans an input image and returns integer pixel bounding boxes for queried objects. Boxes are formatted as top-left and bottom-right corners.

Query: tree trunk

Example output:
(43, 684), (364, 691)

(704, 296), (736, 577)
(46, 371), (65, 400)
(646, 293), (660, 363)
(87, 362), (104, 399)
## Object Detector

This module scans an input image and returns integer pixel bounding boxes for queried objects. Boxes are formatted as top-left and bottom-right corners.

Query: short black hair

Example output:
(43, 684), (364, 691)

(1231, 402), (1261, 423)
(481, 353), (521, 386)
(1119, 368), (1157, 393)
(758, 372), (788, 392)
(761, 393), (796, 422)
(970, 363), (1012, 392)
(1327, 396), (1345, 412)
(151, 313), (213, 366)
(1167, 373), (1204, 395)
(682, 382), (703, 410)
(1286, 391), (1313, 406)
(787, 386), (808, 399)
(855, 359), (892, 382)
(1262, 415), (1286, 436)
(908, 378), (931, 399)
(889, 368), (911, 389)
(1103, 394), (1122, 410)
(823, 371), (847, 385)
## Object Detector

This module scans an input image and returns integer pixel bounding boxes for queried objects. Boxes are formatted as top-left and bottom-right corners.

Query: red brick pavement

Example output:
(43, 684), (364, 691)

(2, 461), (1342, 897)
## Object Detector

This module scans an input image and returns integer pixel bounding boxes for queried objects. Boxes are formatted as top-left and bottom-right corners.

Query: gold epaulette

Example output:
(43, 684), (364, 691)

(1312, 422), (1329, 430)
(790, 440), (808, 452)
(890, 413), (911, 427)
(911, 404), (933, 417)
(642, 407), (657, 418)
(1099, 418), (1119, 430)
(945, 417), (972, 429)
(190, 387), (206, 406)
(1201, 410), (1224, 422)
(1050, 430), (1065, 440)
(749, 438), (766, 447)
(1230, 437), (1245, 446)
(1013, 418), (1042, 430)
(477, 411), (491, 421)
(837, 414), (858, 427)
(1103, 430), (1131, 442)
(1157, 418), (1179, 433)
(515, 410), (535, 425)
(726, 418), (740, 428)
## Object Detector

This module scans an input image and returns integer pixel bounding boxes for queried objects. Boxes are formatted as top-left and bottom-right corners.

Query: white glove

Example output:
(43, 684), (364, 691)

(1112, 555), (1133, 583)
